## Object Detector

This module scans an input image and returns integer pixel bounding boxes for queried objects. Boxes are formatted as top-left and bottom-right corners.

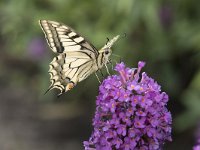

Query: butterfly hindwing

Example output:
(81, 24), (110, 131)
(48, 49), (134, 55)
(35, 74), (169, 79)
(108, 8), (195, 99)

(47, 51), (96, 95)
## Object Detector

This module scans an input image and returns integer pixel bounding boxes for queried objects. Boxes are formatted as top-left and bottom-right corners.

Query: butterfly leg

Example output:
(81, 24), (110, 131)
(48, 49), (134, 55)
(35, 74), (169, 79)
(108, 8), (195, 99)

(109, 59), (113, 70)
(98, 69), (104, 78)
(108, 59), (114, 73)
(105, 64), (111, 75)
(95, 72), (101, 84)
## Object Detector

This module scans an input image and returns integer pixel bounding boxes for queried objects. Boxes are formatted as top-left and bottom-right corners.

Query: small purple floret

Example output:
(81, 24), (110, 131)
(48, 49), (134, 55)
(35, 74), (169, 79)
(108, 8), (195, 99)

(194, 145), (200, 150)
(84, 62), (172, 150)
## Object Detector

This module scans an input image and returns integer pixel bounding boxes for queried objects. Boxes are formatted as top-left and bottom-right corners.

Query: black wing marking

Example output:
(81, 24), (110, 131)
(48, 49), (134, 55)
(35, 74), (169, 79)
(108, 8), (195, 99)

(39, 20), (99, 58)
(46, 52), (96, 95)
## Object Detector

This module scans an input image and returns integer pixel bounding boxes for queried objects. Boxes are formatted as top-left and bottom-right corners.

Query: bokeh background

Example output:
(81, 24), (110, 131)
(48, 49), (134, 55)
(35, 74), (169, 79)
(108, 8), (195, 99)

(0, 0), (200, 149)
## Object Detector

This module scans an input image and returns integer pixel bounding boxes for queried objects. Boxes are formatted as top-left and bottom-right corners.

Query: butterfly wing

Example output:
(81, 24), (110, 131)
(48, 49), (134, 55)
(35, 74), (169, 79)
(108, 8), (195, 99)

(39, 20), (99, 96)
(47, 52), (97, 96)
(39, 20), (98, 58)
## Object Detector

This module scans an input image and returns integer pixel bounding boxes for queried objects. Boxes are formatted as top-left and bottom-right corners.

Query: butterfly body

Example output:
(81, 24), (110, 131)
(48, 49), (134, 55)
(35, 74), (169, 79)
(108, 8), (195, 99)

(39, 20), (119, 96)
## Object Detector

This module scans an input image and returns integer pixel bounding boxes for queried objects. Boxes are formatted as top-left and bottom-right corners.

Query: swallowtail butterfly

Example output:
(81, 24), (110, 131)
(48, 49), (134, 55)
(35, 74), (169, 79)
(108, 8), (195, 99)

(39, 20), (120, 96)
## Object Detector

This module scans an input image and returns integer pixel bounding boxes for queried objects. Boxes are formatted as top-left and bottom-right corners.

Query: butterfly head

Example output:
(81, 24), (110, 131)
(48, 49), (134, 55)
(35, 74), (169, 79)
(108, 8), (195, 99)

(99, 35), (120, 57)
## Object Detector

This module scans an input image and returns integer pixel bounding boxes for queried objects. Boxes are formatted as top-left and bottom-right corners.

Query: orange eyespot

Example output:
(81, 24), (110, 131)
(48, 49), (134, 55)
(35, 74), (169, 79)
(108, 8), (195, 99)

(66, 82), (74, 91)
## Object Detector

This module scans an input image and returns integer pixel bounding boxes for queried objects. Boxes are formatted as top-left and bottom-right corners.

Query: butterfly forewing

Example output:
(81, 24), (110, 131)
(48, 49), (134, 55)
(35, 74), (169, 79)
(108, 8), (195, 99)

(39, 20), (98, 57)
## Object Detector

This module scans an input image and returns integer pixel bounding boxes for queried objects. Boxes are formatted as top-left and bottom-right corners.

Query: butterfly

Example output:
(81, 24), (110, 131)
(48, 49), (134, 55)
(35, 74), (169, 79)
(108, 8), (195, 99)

(39, 20), (120, 97)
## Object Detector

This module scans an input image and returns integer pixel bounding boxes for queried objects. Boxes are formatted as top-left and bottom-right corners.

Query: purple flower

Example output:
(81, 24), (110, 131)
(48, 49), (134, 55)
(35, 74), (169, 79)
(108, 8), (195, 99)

(194, 145), (200, 150)
(84, 62), (172, 150)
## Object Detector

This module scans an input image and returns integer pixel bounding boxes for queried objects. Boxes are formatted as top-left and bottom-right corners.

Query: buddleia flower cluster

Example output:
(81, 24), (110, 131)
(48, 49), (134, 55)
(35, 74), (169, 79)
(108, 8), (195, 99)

(84, 62), (172, 150)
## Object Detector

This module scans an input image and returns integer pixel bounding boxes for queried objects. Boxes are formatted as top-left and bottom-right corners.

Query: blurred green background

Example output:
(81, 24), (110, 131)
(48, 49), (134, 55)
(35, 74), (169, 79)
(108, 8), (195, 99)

(0, 0), (200, 149)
